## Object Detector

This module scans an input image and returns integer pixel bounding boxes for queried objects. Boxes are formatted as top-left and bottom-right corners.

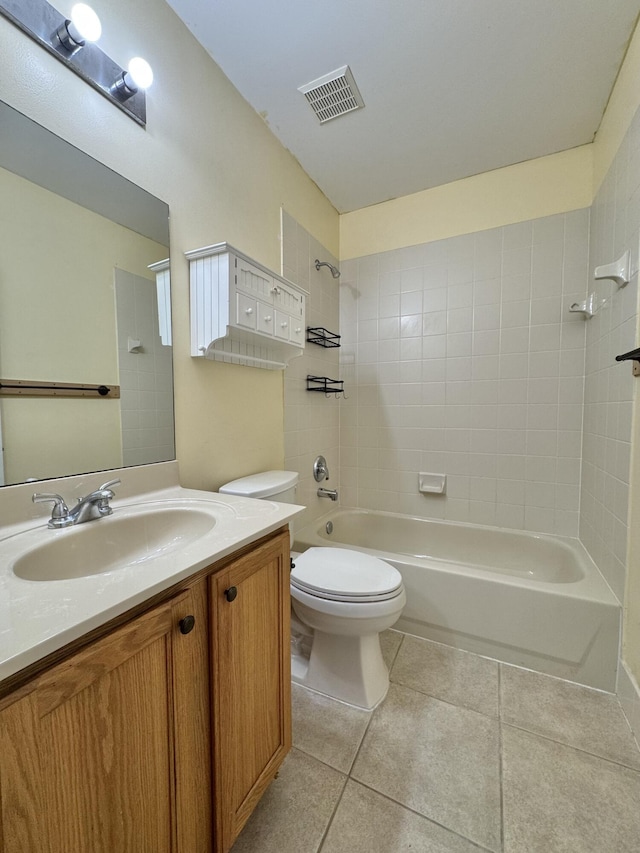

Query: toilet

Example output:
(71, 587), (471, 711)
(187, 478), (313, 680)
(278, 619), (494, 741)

(219, 471), (406, 710)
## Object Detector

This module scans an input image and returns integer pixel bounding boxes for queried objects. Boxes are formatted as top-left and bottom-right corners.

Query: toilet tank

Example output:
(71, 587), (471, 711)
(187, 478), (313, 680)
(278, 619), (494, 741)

(219, 470), (299, 503)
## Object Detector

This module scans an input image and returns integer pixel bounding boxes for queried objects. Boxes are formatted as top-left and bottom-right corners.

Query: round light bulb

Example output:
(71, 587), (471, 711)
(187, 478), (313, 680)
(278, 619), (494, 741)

(125, 57), (153, 91)
(68, 3), (102, 43)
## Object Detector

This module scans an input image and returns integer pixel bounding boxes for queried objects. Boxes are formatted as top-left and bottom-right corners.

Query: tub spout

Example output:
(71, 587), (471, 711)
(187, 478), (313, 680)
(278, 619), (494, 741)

(317, 487), (338, 501)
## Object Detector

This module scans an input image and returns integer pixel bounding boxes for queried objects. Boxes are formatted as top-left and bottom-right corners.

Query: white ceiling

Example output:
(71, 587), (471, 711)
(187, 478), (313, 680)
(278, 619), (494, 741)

(166, 0), (640, 213)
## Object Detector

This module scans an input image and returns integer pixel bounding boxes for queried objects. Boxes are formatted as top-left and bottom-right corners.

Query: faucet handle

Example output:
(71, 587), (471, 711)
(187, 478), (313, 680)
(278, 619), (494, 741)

(313, 455), (329, 483)
(32, 492), (69, 514)
(32, 493), (73, 528)
(98, 478), (121, 491)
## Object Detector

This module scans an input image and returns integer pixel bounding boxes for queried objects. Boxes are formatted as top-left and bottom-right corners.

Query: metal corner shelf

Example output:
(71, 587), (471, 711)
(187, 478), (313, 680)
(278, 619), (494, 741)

(306, 327), (341, 348)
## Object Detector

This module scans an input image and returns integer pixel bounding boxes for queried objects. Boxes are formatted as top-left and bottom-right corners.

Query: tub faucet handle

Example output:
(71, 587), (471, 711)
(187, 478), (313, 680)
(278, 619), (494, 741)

(313, 455), (329, 482)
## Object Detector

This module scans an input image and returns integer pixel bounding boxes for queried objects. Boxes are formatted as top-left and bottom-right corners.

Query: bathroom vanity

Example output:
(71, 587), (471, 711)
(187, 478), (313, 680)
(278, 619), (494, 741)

(0, 466), (302, 853)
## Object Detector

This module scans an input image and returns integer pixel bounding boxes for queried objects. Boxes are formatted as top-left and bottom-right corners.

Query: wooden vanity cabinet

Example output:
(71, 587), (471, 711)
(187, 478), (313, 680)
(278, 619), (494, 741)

(0, 528), (291, 853)
(210, 530), (292, 853)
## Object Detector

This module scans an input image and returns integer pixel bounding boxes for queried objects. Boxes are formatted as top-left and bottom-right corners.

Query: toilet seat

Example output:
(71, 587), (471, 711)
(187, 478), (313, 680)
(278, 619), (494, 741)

(291, 547), (403, 603)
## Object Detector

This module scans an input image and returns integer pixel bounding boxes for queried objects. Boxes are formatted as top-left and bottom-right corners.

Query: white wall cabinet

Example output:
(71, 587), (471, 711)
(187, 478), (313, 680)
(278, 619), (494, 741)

(186, 243), (307, 369)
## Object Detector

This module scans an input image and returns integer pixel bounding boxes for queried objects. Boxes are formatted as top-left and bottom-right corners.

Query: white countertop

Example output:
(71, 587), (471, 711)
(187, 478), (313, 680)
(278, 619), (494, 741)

(0, 483), (303, 683)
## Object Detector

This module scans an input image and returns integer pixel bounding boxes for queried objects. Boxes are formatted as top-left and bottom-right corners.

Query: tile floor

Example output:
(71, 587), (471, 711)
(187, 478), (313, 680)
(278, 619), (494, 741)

(231, 631), (640, 853)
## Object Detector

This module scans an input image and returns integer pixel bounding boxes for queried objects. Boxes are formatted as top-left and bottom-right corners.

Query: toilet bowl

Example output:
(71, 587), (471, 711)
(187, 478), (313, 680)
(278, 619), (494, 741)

(218, 471), (406, 710)
(290, 547), (405, 709)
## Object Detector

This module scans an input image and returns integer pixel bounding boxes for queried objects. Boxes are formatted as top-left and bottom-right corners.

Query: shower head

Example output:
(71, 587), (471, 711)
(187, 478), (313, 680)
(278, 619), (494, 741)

(315, 259), (341, 279)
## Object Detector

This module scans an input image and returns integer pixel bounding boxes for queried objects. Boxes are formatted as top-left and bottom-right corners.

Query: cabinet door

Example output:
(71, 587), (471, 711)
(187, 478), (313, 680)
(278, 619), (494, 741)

(172, 581), (213, 853)
(210, 531), (291, 853)
(272, 280), (304, 319)
(234, 257), (274, 303)
(0, 590), (210, 853)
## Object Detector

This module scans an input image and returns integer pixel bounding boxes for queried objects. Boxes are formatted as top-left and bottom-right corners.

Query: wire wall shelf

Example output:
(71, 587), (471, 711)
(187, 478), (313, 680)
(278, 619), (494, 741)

(306, 375), (345, 397)
(306, 327), (341, 348)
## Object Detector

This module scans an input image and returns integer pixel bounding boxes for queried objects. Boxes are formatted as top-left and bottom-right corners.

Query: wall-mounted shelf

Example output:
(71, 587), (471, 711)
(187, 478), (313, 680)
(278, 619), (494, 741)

(306, 327), (341, 348)
(306, 375), (345, 397)
(186, 243), (308, 370)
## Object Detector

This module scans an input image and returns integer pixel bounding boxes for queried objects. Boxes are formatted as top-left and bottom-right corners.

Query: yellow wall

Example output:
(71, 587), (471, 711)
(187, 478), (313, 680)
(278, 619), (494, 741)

(592, 18), (640, 194)
(340, 146), (593, 259)
(0, 0), (339, 491)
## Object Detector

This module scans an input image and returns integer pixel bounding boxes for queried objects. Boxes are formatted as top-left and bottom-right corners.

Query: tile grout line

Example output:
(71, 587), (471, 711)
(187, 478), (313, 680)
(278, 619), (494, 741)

(344, 778), (496, 853)
(500, 720), (640, 774)
(314, 773), (349, 853)
(388, 675), (500, 720)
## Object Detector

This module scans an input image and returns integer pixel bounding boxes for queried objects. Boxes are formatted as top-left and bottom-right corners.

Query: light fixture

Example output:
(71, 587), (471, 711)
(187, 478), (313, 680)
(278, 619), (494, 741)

(112, 57), (153, 101)
(53, 3), (101, 54)
(0, 0), (151, 126)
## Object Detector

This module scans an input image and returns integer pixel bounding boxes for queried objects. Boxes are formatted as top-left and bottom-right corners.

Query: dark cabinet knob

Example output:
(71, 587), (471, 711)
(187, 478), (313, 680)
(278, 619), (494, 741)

(179, 615), (196, 634)
(225, 586), (238, 602)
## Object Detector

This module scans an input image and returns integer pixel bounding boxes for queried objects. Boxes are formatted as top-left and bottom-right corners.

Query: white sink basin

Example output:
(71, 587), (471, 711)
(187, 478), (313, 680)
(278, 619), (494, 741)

(11, 504), (217, 582)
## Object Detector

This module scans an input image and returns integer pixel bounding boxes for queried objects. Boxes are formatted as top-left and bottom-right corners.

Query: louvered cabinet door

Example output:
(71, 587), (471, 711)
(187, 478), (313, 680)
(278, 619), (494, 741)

(210, 530), (291, 853)
(0, 588), (211, 853)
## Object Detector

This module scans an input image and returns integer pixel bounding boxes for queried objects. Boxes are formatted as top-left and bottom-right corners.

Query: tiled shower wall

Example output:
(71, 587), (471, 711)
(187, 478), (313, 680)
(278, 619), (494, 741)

(282, 210), (341, 532)
(115, 270), (175, 467)
(339, 210), (590, 537)
(581, 110), (640, 603)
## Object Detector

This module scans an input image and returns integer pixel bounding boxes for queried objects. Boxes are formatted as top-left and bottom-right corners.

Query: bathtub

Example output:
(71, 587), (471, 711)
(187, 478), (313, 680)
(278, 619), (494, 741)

(294, 508), (621, 691)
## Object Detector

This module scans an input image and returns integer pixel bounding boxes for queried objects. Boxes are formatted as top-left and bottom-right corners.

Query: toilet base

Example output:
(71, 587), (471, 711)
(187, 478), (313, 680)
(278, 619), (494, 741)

(291, 629), (390, 710)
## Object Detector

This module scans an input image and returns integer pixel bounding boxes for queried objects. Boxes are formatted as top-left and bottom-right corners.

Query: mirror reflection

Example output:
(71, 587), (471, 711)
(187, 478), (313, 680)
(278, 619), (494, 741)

(0, 101), (174, 486)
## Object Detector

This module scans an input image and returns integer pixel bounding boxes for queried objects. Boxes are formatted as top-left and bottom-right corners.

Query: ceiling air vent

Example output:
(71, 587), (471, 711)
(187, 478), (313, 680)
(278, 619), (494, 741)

(298, 65), (365, 124)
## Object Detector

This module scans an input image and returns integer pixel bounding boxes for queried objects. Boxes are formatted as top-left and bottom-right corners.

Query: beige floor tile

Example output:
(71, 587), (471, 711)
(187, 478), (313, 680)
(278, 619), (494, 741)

(380, 628), (404, 669)
(391, 635), (499, 717)
(500, 664), (640, 769)
(351, 683), (501, 852)
(230, 749), (346, 853)
(502, 725), (640, 853)
(292, 683), (372, 772)
(320, 780), (490, 853)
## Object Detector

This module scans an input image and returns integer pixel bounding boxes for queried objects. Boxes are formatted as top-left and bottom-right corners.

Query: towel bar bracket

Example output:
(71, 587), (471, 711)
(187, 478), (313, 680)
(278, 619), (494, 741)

(615, 347), (640, 376)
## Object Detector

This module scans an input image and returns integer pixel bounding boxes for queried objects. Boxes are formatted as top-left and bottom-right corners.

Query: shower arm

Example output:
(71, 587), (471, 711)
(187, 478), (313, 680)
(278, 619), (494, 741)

(314, 259), (341, 279)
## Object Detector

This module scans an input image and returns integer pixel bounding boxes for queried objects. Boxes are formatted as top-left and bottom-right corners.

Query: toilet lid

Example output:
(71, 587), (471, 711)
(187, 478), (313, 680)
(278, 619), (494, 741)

(291, 547), (403, 602)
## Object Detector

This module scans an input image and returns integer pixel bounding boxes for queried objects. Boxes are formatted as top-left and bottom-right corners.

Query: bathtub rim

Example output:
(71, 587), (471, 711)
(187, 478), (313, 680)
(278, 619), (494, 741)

(294, 506), (620, 607)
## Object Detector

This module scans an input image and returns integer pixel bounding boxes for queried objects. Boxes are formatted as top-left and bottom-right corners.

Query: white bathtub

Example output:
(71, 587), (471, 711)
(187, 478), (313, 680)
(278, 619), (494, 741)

(294, 508), (621, 691)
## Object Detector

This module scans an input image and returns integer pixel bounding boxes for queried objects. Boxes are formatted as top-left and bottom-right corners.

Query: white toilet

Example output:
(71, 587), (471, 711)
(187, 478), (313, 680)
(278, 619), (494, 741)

(219, 470), (406, 710)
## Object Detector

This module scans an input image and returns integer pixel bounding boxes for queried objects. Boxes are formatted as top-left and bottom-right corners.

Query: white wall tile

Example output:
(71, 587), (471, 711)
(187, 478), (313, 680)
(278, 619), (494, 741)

(340, 208), (592, 536)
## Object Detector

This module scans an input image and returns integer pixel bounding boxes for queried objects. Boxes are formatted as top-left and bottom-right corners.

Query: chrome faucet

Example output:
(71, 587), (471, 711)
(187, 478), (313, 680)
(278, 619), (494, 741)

(33, 478), (121, 528)
(317, 487), (338, 501)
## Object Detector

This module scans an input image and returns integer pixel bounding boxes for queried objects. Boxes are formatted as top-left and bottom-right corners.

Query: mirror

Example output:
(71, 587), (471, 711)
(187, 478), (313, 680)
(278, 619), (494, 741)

(0, 100), (174, 486)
